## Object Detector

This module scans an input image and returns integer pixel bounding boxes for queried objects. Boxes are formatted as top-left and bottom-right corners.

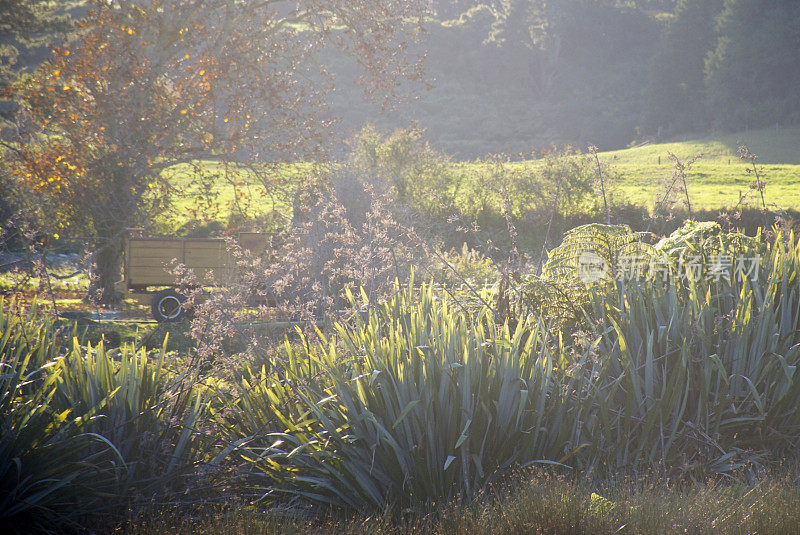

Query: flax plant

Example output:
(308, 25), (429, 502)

(221, 281), (578, 512)
(0, 299), (116, 530)
(587, 230), (800, 476)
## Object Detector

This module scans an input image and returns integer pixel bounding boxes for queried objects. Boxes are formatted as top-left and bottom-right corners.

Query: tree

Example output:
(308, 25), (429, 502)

(705, 0), (800, 131)
(643, 0), (724, 137)
(430, 1), (491, 20)
(1, 1), (74, 244)
(0, 0), (73, 90)
(489, 0), (636, 96)
(8, 0), (426, 303)
(490, 0), (536, 49)
(489, 0), (571, 96)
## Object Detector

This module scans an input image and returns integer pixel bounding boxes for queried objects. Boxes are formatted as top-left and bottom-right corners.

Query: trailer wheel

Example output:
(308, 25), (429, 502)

(151, 289), (186, 323)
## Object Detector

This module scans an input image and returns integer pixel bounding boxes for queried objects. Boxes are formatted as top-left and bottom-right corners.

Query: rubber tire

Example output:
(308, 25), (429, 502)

(150, 289), (187, 323)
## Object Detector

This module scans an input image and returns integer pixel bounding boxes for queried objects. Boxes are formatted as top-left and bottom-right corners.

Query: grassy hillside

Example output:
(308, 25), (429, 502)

(598, 126), (800, 209)
(157, 127), (800, 233)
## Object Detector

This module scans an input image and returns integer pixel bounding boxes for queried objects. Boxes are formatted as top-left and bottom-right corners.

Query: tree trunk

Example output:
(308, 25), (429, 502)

(88, 229), (123, 306)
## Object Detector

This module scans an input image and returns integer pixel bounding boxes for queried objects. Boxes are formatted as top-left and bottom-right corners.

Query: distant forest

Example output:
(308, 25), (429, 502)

(329, 0), (800, 157)
(2, 0), (800, 157)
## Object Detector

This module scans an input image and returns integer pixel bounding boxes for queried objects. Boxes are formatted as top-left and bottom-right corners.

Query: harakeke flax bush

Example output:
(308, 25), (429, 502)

(0, 299), (118, 531)
(585, 229), (800, 476)
(219, 226), (800, 513)
(220, 281), (578, 512)
(52, 336), (211, 503)
(0, 300), (214, 532)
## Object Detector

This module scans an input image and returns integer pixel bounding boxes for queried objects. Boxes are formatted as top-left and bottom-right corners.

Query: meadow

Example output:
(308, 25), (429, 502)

(157, 127), (800, 234)
(599, 126), (800, 209)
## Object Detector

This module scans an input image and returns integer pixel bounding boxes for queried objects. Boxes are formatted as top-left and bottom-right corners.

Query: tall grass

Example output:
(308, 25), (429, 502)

(124, 472), (800, 535)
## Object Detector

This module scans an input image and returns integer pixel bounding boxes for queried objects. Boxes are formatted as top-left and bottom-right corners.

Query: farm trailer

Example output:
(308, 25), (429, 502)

(114, 229), (266, 322)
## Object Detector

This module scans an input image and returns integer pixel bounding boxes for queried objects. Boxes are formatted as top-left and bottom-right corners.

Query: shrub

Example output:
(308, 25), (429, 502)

(216, 226), (800, 512)
(53, 337), (211, 503)
(0, 300), (213, 531)
(586, 229), (800, 474)
(221, 282), (575, 512)
(0, 300), (117, 531)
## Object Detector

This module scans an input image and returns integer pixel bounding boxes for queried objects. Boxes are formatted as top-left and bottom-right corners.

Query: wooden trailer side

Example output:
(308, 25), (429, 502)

(126, 238), (229, 289)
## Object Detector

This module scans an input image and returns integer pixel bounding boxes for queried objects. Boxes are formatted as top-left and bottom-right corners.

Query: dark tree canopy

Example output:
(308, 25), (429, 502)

(705, 0), (800, 130)
(643, 0), (724, 136)
(0, 0), (73, 89)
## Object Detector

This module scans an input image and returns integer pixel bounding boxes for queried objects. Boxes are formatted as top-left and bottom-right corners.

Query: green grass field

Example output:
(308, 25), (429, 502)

(157, 161), (315, 232)
(599, 126), (800, 209)
(158, 127), (800, 231)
